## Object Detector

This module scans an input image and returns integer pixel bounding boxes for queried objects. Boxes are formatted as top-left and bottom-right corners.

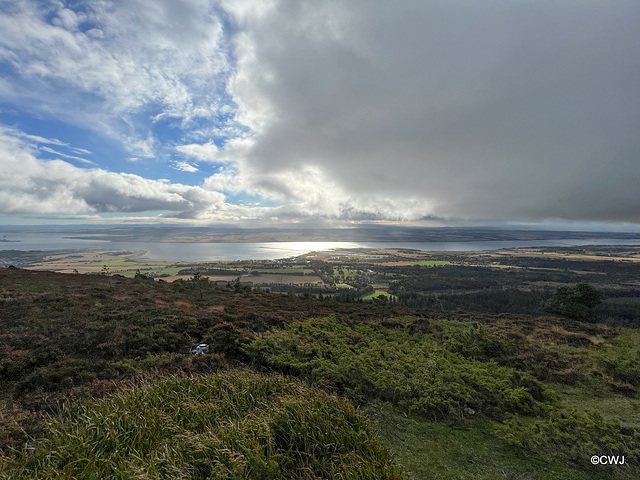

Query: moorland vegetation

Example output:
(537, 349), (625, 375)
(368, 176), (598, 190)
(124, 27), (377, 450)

(1, 248), (639, 478)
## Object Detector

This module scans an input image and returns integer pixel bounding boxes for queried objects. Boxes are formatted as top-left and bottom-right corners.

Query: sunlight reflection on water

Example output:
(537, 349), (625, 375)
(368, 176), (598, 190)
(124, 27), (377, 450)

(3, 233), (640, 261)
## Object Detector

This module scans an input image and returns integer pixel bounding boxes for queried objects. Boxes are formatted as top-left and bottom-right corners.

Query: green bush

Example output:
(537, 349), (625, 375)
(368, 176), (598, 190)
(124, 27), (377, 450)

(247, 315), (548, 419)
(443, 322), (515, 362)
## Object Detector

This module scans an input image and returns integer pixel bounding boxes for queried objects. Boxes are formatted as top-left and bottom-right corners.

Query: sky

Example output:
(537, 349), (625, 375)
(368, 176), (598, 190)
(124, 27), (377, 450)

(0, 0), (639, 229)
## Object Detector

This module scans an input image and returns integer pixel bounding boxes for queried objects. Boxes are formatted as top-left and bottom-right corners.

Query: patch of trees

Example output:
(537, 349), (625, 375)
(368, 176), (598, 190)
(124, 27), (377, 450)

(396, 288), (552, 315)
(496, 257), (640, 279)
(543, 283), (602, 321)
(0, 250), (46, 268)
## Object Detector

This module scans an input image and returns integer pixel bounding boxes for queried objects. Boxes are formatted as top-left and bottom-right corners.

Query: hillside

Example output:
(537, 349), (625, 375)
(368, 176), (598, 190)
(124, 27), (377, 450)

(1, 267), (639, 478)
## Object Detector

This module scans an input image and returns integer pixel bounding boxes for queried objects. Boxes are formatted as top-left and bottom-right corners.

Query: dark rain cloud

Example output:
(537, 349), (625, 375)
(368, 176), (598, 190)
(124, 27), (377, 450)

(228, 0), (640, 223)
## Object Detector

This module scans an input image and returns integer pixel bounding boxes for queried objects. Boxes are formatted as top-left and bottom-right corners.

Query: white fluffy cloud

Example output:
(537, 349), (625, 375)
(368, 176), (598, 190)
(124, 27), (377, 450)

(173, 161), (199, 173)
(0, 0), (232, 155)
(175, 142), (220, 162)
(0, 128), (231, 220)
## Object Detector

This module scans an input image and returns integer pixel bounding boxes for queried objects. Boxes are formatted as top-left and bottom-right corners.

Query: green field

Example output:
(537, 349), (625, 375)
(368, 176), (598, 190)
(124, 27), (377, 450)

(88, 259), (141, 267)
(361, 290), (397, 301)
(333, 267), (360, 277)
(116, 266), (186, 277)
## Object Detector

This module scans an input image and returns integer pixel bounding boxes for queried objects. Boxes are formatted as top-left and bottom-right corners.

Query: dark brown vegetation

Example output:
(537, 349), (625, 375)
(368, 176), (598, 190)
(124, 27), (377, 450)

(0, 267), (403, 451)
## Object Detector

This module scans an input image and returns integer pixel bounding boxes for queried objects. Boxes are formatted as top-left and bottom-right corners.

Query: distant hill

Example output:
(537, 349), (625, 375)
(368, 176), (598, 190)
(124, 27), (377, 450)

(5, 225), (640, 243)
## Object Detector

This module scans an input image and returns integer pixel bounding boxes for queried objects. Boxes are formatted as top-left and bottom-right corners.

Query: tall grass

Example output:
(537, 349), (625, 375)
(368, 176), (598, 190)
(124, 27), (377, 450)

(1, 370), (402, 479)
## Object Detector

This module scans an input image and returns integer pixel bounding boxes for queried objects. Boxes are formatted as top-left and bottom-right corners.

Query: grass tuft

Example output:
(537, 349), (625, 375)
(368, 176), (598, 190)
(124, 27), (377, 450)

(0, 370), (401, 479)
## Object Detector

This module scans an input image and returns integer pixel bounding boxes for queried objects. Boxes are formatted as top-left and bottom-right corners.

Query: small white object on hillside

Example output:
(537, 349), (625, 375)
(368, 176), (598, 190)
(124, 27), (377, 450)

(192, 343), (210, 354)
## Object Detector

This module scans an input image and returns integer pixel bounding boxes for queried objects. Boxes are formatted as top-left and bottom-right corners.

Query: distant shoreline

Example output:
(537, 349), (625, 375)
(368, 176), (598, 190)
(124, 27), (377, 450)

(60, 227), (640, 244)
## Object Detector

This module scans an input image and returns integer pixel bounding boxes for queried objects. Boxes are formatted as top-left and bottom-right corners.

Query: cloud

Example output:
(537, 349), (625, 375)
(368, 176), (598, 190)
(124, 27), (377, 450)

(2, 1), (639, 225)
(0, 123), (97, 165)
(40, 146), (97, 166)
(0, 128), (230, 220)
(175, 142), (220, 162)
(123, 135), (156, 159)
(173, 161), (199, 173)
(217, 0), (640, 224)
(0, 124), (68, 148)
(0, 0), (234, 156)
(71, 147), (92, 155)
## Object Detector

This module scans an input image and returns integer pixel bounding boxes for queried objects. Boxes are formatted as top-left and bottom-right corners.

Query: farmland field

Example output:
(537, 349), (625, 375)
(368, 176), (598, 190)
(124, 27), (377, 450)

(252, 268), (315, 274)
(410, 260), (452, 266)
(243, 273), (324, 285)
